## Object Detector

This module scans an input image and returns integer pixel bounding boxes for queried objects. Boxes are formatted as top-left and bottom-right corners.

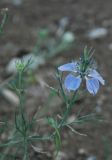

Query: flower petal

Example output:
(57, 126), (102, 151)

(86, 78), (99, 95)
(58, 62), (77, 72)
(88, 69), (105, 85)
(64, 74), (81, 91)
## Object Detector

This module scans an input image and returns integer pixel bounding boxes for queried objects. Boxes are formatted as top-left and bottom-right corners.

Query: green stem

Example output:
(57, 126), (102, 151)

(17, 71), (27, 135)
(18, 70), (28, 159)
(23, 138), (29, 160)
(0, 8), (8, 35)
(59, 91), (78, 128)
(57, 71), (68, 105)
(50, 91), (78, 140)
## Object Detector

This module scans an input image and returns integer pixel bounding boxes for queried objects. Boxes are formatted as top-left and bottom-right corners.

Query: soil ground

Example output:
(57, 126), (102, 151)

(0, 0), (112, 159)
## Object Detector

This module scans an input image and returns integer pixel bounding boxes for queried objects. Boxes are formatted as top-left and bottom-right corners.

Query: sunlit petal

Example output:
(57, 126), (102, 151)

(58, 62), (77, 72)
(88, 69), (105, 85)
(64, 74), (81, 91)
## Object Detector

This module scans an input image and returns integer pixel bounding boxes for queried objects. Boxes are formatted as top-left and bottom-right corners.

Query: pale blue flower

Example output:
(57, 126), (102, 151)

(58, 62), (105, 95)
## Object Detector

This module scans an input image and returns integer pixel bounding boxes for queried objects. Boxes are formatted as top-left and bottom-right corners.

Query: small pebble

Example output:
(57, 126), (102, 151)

(86, 155), (97, 160)
(78, 148), (87, 155)
(2, 88), (19, 106)
(59, 17), (69, 28)
(55, 151), (67, 160)
(95, 105), (102, 113)
(12, 0), (23, 6)
(87, 28), (108, 39)
(108, 43), (112, 50)
(67, 115), (76, 124)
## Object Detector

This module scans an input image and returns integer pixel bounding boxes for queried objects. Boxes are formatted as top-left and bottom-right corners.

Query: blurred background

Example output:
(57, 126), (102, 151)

(0, 0), (112, 159)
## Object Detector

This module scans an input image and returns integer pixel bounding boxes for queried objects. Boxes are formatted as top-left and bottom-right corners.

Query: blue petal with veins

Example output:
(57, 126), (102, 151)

(86, 78), (99, 95)
(58, 62), (77, 72)
(88, 69), (105, 85)
(64, 74), (81, 91)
